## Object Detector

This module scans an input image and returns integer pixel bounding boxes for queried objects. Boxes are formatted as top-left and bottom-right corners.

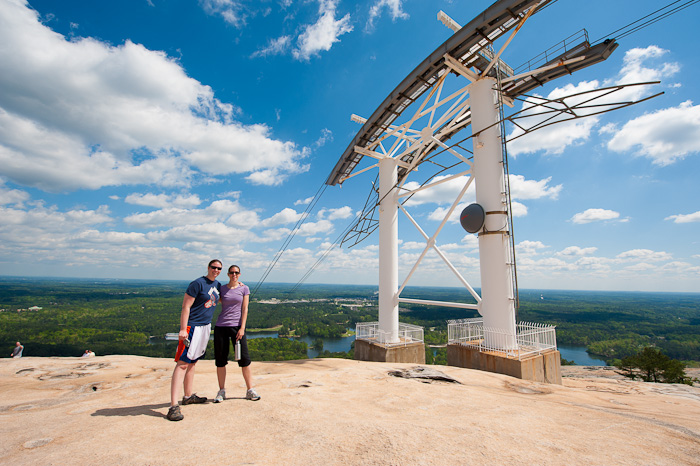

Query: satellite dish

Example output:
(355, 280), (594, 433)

(460, 203), (485, 234)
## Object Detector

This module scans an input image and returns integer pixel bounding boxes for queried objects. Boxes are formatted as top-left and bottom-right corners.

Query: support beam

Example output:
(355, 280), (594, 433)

(470, 77), (517, 349)
(378, 157), (399, 343)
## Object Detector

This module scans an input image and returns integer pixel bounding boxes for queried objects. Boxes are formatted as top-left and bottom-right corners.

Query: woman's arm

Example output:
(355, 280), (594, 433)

(237, 294), (250, 341)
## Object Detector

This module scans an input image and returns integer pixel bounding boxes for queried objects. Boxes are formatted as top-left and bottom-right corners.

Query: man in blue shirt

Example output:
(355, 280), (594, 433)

(167, 259), (222, 421)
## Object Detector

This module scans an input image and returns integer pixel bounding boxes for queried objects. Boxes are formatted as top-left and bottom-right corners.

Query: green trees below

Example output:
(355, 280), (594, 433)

(617, 347), (695, 384)
(248, 338), (307, 361)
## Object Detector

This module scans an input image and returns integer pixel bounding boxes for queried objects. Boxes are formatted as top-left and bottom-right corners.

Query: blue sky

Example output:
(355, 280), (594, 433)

(0, 0), (699, 292)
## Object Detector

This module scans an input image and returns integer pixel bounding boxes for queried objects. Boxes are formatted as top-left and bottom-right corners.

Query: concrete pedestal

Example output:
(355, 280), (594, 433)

(447, 344), (562, 384)
(355, 339), (426, 364)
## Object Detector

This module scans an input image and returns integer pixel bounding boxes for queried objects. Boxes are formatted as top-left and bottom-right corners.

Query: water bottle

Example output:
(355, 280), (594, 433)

(234, 340), (241, 361)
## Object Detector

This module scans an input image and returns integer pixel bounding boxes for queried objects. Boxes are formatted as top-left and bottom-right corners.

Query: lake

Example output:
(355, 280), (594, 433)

(558, 345), (607, 366)
(247, 331), (356, 359)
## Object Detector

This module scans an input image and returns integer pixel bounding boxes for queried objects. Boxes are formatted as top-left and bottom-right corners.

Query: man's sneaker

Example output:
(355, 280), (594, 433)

(181, 393), (207, 405)
(246, 388), (261, 401)
(214, 389), (225, 403)
(166, 405), (183, 421)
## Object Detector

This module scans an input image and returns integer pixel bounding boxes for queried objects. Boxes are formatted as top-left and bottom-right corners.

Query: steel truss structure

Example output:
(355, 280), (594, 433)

(327, 0), (659, 347)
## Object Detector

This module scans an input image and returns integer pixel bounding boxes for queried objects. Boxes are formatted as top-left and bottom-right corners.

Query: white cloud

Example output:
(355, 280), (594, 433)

(403, 175), (474, 207)
(507, 80), (602, 156)
(124, 199), (258, 229)
(251, 35), (292, 58)
(366, 0), (409, 32)
(147, 222), (253, 244)
(0, 182), (29, 206)
(606, 101), (700, 166)
(508, 175), (561, 200)
(0, 202), (114, 259)
(616, 46), (679, 93)
(260, 208), (303, 227)
(624, 262), (655, 272)
(124, 193), (202, 209)
(510, 201), (528, 217)
(657, 261), (700, 275)
(461, 235), (479, 249)
(516, 240), (547, 256)
(297, 219), (334, 236)
(616, 249), (672, 262)
(0, 0), (307, 192)
(571, 208), (620, 224)
(665, 210), (700, 223)
(317, 206), (353, 220)
(313, 128), (334, 148)
(404, 174), (558, 208)
(293, 0), (353, 61)
(295, 197), (314, 206)
(557, 246), (598, 257)
(199, 0), (246, 27)
(507, 46), (677, 157)
(401, 241), (425, 250)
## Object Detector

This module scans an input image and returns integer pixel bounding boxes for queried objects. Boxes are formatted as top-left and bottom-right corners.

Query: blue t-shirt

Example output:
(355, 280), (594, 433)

(185, 276), (221, 326)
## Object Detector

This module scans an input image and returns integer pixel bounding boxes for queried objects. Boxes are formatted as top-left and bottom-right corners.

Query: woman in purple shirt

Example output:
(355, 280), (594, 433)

(213, 264), (260, 402)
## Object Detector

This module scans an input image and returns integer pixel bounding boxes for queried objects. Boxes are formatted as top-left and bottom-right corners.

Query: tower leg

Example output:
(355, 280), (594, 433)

(470, 77), (516, 349)
(378, 157), (399, 343)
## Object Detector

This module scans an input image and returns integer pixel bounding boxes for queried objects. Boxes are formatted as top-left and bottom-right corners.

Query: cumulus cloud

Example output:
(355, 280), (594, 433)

(616, 46), (680, 93)
(606, 101), (700, 166)
(124, 193), (202, 209)
(0, 181), (30, 206)
(571, 208), (620, 224)
(557, 246), (598, 257)
(297, 219), (334, 236)
(507, 80), (602, 156)
(404, 174), (559, 208)
(516, 240), (547, 256)
(259, 207), (303, 227)
(665, 210), (700, 223)
(0, 0), (307, 192)
(317, 206), (353, 220)
(293, 0), (353, 60)
(507, 46), (677, 157)
(295, 197), (314, 206)
(508, 175), (561, 200)
(124, 199), (259, 229)
(616, 249), (672, 262)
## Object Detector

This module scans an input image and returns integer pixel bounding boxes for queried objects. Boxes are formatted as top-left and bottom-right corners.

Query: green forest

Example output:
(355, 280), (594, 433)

(1, 277), (698, 367)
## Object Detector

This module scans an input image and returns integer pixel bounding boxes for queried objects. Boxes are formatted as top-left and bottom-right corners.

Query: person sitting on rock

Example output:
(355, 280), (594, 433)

(11, 341), (23, 358)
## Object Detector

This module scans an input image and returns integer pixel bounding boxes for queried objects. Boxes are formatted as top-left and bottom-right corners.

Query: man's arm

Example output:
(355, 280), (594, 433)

(179, 293), (195, 341)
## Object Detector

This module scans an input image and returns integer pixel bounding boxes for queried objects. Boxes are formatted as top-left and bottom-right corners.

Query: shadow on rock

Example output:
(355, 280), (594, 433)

(91, 402), (170, 418)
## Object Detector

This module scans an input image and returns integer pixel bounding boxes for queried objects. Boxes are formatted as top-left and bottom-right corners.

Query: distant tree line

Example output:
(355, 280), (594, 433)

(1, 280), (699, 366)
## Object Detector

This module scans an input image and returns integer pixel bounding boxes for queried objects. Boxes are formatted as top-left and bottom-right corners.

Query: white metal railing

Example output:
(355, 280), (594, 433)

(356, 322), (424, 347)
(447, 318), (557, 360)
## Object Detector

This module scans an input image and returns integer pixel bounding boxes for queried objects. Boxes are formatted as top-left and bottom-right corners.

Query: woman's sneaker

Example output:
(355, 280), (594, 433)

(181, 393), (207, 405)
(166, 405), (183, 421)
(246, 388), (260, 401)
(214, 389), (225, 403)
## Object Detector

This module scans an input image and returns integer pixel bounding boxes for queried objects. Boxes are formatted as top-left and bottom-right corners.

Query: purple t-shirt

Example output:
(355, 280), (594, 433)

(216, 284), (250, 327)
